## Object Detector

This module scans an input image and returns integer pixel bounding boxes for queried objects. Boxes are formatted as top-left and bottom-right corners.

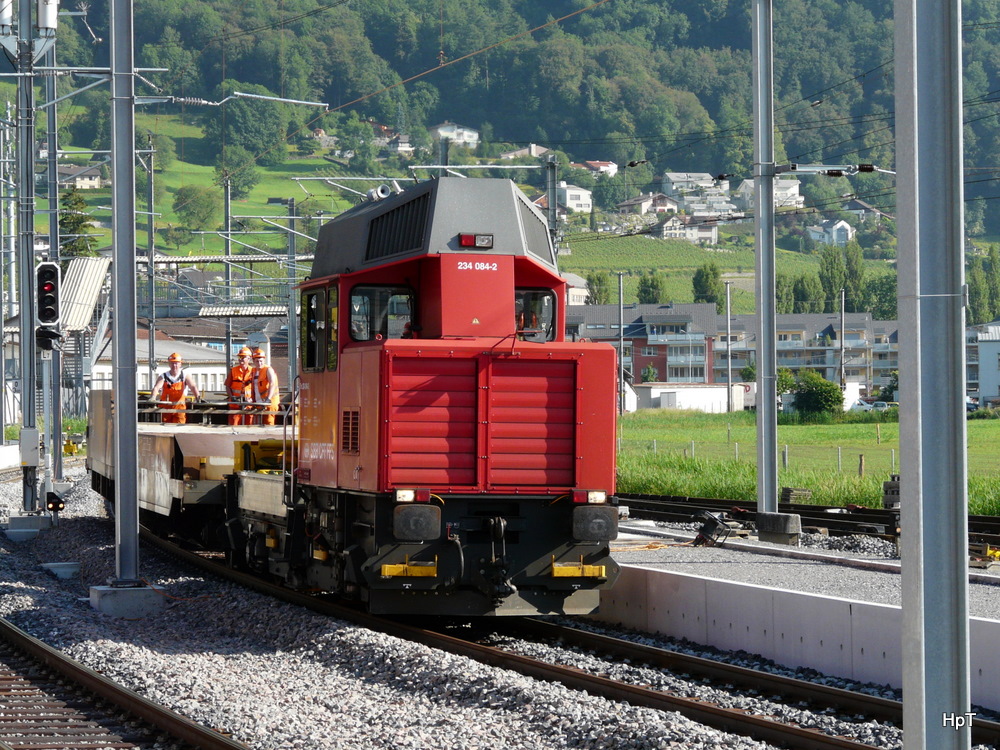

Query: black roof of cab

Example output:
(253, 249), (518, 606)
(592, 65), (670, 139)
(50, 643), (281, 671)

(311, 177), (557, 279)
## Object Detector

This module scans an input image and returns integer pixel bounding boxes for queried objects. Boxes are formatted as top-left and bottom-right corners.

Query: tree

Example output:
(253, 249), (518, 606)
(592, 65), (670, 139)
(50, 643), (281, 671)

(586, 272), (612, 305)
(793, 370), (844, 415)
(202, 81), (288, 167)
(740, 361), (756, 382)
(58, 188), (98, 258)
(214, 145), (260, 201)
(818, 244), (846, 313)
(863, 273), (897, 320)
(777, 368), (796, 395)
(843, 240), (865, 313)
(637, 272), (665, 303)
(641, 363), (658, 382)
(692, 262), (724, 313)
(988, 246), (1000, 319)
(792, 273), (823, 313)
(162, 226), (194, 251)
(968, 257), (990, 325)
(173, 185), (222, 230)
(775, 273), (795, 314)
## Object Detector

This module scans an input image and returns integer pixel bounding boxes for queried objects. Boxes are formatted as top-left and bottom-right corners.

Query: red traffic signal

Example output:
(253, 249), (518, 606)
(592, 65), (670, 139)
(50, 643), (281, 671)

(36, 262), (59, 326)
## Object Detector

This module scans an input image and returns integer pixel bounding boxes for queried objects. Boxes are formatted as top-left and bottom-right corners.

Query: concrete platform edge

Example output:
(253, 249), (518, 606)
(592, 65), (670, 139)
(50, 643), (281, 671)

(595, 565), (1000, 712)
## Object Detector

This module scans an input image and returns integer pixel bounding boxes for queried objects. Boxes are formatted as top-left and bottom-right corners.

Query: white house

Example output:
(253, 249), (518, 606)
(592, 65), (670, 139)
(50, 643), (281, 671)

(634, 382), (745, 412)
(555, 181), (592, 213)
(427, 121), (480, 148)
(732, 178), (805, 210)
(615, 192), (680, 215)
(500, 143), (550, 159)
(807, 218), (855, 247)
(661, 172), (717, 197)
(653, 215), (718, 245)
(561, 272), (589, 306)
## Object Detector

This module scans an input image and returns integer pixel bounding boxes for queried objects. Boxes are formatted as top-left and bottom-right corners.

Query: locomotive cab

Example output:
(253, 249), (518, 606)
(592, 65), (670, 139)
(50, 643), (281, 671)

(291, 178), (620, 615)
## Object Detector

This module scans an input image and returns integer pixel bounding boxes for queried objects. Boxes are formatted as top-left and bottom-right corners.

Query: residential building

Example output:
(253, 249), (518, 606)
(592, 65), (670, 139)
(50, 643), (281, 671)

(561, 272), (589, 306)
(565, 303), (718, 385)
(661, 172), (717, 197)
(57, 163), (103, 190)
(576, 160), (619, 178)
(555, 181), (592, 213)
(842, 198), (893, 223)
(615, 192), (680, 215)
(651, 214), (718, 245)
(500, 143), (550, 159)
(427, 121), (480, 148)
(807, 218), (856, 247)
(732, 178), (805, 210)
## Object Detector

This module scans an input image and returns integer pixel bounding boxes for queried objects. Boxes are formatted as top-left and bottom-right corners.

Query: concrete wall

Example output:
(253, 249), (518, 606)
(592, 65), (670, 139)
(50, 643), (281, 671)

(596, 566), (1000, 711)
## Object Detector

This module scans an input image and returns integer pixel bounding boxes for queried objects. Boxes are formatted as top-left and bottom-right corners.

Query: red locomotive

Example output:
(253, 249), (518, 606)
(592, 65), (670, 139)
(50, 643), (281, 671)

(90, 177), (620, 616)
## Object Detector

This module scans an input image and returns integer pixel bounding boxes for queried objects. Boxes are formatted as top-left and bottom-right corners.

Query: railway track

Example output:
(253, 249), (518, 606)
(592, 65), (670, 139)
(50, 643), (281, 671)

(0, 615), (248, 750)
(620, 492), (1000, 547)
(140, 527), (998, 750)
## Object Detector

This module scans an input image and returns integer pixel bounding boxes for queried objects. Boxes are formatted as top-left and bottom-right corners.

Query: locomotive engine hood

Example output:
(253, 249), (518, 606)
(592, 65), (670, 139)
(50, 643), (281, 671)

(312, 177), (558, 279)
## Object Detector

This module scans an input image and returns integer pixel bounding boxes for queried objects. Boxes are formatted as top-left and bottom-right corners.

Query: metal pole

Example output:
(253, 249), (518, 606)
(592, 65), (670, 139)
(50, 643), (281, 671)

(224, 178), (232, 359)
(896, 0), (971, 747)
(110, 0), (140, 584)
(5, 101), (13, 323)
(840, 288), (846, 388)
(45, 44), (61, 481)
(286, 198), (296, 388)
(146, 133), (155, 384)
(546, 155), (558, 246)
(618, 272), (625, 414)
(725, 280), (732, 412)
(752, 0), (778, 512)
(16, 0), (37, 512)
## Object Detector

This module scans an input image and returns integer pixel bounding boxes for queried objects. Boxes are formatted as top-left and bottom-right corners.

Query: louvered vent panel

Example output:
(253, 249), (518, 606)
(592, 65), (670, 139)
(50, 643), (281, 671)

(340, 410), (360, 454)
(365, 192), (430, 261)
(388, 357), (478, 486)
(488, 359), (576, 487)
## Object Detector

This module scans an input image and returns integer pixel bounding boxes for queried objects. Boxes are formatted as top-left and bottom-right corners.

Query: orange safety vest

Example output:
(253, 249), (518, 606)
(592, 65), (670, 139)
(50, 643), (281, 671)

(253, 366), (279, 408)
(161, 370), (188, 404)
(225, 364), (253, 403)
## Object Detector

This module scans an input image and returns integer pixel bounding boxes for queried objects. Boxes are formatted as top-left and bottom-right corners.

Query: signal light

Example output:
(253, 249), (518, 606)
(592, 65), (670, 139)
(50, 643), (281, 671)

(36, 262), (60, 327)
(457, 233), (493, 249)
(45, 491), (64, 512)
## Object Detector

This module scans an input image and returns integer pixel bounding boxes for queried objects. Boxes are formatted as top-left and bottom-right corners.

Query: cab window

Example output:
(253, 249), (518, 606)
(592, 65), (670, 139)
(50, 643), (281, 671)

(349, 285), (415, 341)
(301, 289), (326, 371)
(515, 289), (556, 341)
(326, 285), (339, 371)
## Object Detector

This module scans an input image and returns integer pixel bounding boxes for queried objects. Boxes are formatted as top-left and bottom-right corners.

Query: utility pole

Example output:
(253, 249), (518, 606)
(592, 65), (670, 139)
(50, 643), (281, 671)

(224, 177), (232, 359)
(44, 43), (61, 482)
(2, 0), (57, 513)
(618, 272), (625, 414)
(840, 287), (846, 388)
(752, 0), (778, 512)
(145, 133), (155, 384)
(109, 0), (140, 585)
(286, 198), (296, 388)
(725, 280), (733, 413)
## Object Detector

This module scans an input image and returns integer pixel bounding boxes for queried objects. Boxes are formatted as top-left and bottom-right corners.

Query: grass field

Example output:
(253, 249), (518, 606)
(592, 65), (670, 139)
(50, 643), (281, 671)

(617, 410), (1000, 515)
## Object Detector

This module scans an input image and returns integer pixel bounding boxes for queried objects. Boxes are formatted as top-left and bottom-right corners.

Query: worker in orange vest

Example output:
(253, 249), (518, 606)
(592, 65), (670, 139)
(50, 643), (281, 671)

(250, 348), (281, 425)
(224, 346), (254, 425)
(150, 352), (201, 424)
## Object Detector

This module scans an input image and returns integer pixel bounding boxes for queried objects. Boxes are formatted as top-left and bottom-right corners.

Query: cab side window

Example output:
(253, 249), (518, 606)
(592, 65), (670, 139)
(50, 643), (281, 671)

(327, 285), (339, 371)
(515, 289), (556, 341)
(301, 289), (326, 371)
(349, 285), (415, 341)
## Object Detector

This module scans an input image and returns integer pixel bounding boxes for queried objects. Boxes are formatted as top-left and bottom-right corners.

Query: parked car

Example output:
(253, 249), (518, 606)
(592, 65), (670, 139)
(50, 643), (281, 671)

(848, 399), (873, 412)
(872, 401), (890, 412)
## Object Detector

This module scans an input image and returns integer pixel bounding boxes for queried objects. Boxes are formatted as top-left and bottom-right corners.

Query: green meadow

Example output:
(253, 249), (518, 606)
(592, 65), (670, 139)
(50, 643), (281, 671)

(617, 410), (1000, 515)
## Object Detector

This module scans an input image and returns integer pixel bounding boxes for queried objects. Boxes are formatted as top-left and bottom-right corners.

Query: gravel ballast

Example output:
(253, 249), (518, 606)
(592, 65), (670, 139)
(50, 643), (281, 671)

(0, 473), (991, 749)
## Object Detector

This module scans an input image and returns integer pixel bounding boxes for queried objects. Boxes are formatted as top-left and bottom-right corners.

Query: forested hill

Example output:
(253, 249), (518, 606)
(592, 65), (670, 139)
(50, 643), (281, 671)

(55, 0), (1000, 232)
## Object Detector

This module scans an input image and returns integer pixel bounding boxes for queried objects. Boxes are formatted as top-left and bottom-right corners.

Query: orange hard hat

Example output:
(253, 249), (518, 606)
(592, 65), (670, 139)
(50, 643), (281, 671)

(238, 346), (252, 357)
(252, 348), (266, 359)
(167, 352), (183, 363)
